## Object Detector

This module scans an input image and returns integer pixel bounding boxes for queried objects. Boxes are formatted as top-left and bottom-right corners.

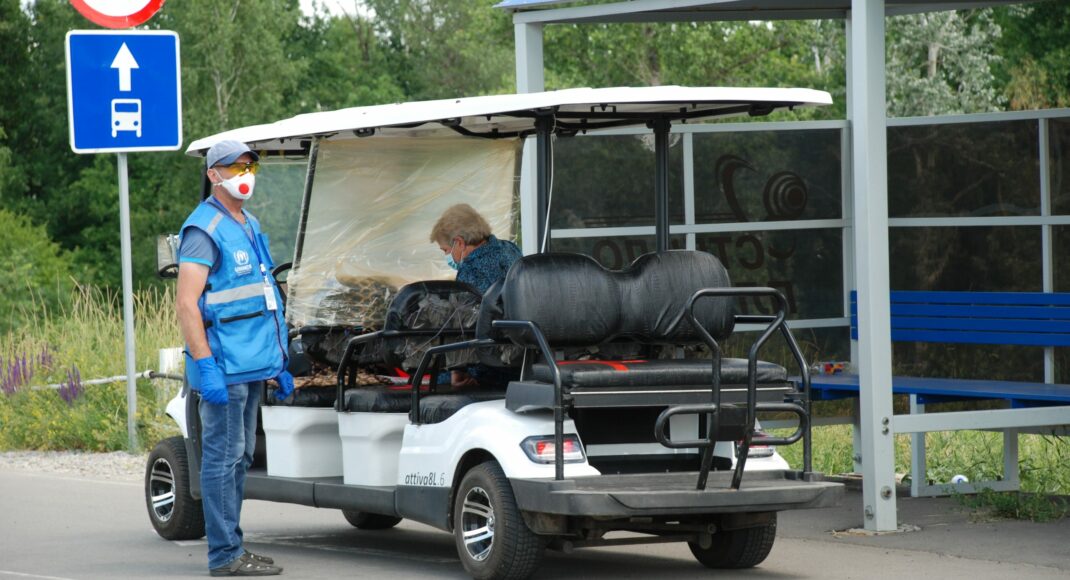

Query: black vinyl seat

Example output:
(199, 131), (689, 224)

(342, 387), (412, 414)
(342, 386), (505, 424)
(531, 358), (787, 389)
(264, 385), (337, 407)
(419, 392), (506, 424)
(476, 251), (803, 415)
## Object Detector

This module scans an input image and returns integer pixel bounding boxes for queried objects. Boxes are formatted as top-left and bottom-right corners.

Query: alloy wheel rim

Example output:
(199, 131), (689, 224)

(149, 457), (176, 522)
(461, 486), (495, 561)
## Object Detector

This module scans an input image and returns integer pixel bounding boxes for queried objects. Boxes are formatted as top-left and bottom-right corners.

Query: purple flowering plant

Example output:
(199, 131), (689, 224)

(57, 365), (83, 406)
(1, 346), (53, 395)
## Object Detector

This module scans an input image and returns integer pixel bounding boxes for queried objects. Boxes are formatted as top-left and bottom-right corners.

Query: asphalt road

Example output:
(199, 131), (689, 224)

(1, 469), (1066, 580)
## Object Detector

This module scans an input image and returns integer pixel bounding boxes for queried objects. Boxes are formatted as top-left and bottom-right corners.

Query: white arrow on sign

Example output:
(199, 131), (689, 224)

(110, 43), (139, 92)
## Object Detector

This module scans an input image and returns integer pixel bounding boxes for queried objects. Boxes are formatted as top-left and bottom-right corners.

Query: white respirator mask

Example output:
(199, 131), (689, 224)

(219, 171), (256, 201)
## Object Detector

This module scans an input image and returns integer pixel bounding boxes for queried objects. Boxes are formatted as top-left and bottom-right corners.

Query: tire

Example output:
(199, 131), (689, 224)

(145, 436), (205, 541)
(688, 515), (777, 569)
(342, 510), (402, 530)
(453, 461), (544, 580)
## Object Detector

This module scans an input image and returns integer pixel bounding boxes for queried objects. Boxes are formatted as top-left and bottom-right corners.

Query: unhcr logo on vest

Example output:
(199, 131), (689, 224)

(233, 250), (253, 276)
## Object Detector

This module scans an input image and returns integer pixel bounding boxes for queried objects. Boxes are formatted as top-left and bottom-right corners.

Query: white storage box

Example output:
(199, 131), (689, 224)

(261, 406), (343, 478)
(338, 412), (409, 486)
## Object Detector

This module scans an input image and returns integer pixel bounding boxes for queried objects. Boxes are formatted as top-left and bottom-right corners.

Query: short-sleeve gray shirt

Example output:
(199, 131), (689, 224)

(178, 227), (219, 272)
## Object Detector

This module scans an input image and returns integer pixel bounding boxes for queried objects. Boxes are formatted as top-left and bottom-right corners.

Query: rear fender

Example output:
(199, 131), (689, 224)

(398, 400), (600, 492)
(165, 390), (189, 438)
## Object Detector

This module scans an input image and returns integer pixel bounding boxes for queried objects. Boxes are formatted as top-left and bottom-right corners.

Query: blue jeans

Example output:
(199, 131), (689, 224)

(199, 381), (262, 570)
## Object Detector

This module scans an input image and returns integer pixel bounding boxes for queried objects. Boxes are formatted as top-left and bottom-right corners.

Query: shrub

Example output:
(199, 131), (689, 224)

(0, 209), (76, 334)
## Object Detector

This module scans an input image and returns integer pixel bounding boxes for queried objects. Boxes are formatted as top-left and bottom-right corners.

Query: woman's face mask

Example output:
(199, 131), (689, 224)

(445, 239), (466, 270)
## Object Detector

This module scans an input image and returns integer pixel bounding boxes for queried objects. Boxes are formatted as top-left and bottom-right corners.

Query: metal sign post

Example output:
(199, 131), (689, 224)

(66, 30), (182, 450)
(117, 152), (138, 449)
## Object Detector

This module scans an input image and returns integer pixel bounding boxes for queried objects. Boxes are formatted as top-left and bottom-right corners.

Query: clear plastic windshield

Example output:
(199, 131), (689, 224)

(286, 137), (519, 329)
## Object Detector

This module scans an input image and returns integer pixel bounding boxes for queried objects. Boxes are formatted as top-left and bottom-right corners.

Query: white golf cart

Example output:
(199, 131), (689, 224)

(146, 86), (843, 580)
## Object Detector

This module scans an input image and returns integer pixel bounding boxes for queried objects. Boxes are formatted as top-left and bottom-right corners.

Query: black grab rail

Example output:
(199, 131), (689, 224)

(490, 320), (566, 480)
(406, 338), (498, 425)
(679, 287), (812, 490)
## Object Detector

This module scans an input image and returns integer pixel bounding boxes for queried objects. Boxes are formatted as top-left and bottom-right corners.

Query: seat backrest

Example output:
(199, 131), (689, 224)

(379, 280), (483, 370)
(384, 280), (482, 331)
(621, 251), (735, 344)
(483, 250), (735, 348)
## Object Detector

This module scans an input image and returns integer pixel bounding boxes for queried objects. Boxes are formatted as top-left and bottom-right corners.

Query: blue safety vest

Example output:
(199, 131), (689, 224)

(181, 198), (288, 386)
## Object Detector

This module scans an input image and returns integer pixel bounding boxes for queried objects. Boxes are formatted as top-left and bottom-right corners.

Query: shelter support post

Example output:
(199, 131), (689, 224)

(848, 0), (897, 531)
(652, 118), (671, 252)
(117, 152), (139, 451)
(515, 22), (545, 255)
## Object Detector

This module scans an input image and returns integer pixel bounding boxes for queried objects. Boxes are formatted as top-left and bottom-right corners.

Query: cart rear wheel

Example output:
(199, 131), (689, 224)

(453, 461), (544, 580)
(688, 515), (776, 569)
(342, 510), (402, 530)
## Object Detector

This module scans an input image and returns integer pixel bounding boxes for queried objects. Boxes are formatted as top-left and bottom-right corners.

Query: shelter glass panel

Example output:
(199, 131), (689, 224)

(889, 226), (1042, 291)
(1058, 349), (1070, 384)
(696, 229), (843, 320)
(887, 121), (1039, 217)
(1052, 227), (1070, 383)
(893, 342), (1042, 383)
(551, 235), (686, 270)
(550, 134), (684, 228)
(723, 326), (850, 371)
(691, 129), (842, 222)
(1052, 118), (1070, 215)
(1055, 226), (1070, 293)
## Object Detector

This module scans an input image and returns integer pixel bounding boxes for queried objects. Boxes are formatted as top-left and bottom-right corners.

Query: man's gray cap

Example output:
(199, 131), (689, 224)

(205, 139), (260, 168)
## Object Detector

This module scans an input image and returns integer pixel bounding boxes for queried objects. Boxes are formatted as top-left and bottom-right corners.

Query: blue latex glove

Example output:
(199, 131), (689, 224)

(195, 357), (229, 405)
(275, 370), (295, 401)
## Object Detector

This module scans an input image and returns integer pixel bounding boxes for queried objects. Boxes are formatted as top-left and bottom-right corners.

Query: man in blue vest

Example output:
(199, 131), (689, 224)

(177, 139), (293, 577)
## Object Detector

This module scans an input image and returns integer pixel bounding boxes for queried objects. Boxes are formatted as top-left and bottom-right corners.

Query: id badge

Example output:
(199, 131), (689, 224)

(263, 280), (278, 311)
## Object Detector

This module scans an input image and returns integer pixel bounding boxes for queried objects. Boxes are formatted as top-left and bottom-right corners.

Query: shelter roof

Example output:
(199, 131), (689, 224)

(186, 85), (831, 157)
(495, 0), (1029, 23)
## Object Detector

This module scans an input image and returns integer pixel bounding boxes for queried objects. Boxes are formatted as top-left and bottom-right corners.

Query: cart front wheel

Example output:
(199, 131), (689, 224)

(145, 436), (205, 541)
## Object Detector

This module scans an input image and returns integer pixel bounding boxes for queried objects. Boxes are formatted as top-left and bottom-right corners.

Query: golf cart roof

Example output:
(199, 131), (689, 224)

(186, 86), (832, 156)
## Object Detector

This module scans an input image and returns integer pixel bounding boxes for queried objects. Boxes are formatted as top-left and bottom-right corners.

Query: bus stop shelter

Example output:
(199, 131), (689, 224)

(497, 0), (1035, 532)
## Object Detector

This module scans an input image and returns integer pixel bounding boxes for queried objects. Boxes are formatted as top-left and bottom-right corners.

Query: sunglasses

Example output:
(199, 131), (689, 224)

(217, 161), (260, 175)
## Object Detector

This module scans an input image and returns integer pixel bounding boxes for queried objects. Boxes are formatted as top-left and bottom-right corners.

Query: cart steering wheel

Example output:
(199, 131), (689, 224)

(272, 262), (292, 306)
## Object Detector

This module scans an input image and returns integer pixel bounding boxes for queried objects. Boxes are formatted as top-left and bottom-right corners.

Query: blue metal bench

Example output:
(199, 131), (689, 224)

(807, 291), (1070, 496)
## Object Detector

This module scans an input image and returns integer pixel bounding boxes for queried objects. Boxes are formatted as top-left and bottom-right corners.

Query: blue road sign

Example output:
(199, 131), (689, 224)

(66, 30), (182, 153)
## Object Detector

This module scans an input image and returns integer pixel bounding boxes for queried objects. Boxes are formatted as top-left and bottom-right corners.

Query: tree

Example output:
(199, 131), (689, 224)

(155, 0), (306, 138)
(0, 0), (30, 202)
(364, 0), (515, 100)
(995, 2), (1070, 110)
(0, 208), (76, 333)
(288, 7), (406, 111)
(545, 19), (847, 120)
(885, 10), (1003, 117)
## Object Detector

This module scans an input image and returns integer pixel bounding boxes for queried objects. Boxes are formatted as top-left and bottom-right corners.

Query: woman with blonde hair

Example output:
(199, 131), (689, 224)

(430, 203), (521, 294)
(430, 203), (522, 388)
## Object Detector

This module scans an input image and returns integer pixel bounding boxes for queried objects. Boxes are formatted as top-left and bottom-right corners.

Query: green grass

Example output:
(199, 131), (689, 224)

(0, 285), (183, 451)
(774, 423), (1070, 520)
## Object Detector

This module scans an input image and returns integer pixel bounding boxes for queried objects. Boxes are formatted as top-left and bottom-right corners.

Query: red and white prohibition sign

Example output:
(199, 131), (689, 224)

(70, 0), (167, 29)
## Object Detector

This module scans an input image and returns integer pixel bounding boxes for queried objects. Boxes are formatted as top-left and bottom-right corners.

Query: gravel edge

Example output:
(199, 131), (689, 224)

(0, 450), (148, 481)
